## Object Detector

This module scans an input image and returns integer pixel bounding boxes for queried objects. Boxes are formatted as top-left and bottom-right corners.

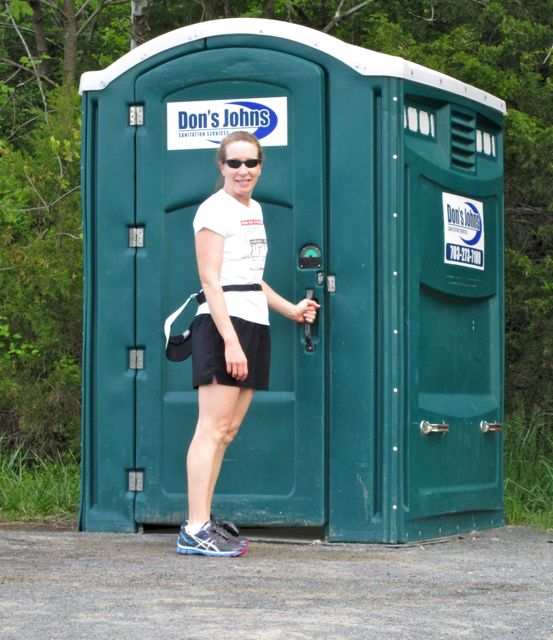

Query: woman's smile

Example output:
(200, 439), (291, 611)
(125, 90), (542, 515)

(220, 141), (262, 206)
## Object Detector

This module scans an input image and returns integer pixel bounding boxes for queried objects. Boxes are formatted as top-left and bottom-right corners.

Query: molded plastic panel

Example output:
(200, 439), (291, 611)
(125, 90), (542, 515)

(401, 85), (504, 541)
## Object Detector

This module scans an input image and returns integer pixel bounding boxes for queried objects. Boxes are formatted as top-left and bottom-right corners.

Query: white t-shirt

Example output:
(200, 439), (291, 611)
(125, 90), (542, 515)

(193, 189), (269, 325)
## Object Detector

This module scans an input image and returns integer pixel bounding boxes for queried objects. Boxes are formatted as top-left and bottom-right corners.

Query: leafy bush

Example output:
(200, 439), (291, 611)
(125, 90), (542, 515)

(0, 88), (82, 455)
(505, 244), (553, 416)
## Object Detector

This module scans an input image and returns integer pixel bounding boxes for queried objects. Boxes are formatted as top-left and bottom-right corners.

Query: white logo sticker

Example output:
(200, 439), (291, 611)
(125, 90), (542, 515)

(167, 97), (288, 150)
(443, 192), (485, 270)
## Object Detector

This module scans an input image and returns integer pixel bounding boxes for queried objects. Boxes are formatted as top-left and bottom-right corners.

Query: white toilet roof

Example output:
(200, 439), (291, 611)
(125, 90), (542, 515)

(79, 18), (506, 114)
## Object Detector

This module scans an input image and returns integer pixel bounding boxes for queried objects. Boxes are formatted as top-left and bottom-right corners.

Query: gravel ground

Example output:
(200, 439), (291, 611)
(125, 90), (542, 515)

(0, 524), (552, 639)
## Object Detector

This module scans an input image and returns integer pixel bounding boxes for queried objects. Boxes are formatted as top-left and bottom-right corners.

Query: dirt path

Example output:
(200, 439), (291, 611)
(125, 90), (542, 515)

(0, 525), (552, 639)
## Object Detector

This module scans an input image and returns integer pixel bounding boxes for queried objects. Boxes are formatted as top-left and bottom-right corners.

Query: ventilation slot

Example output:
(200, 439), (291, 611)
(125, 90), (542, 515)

(451, 110), (476, 170)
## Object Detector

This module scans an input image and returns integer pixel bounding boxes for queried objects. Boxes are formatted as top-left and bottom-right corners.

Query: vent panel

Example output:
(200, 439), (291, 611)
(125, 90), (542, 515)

(451, 110), (476, 170)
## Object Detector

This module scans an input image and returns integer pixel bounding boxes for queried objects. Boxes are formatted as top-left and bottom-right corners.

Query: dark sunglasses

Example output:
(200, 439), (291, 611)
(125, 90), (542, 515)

(223, 158), (261, 169)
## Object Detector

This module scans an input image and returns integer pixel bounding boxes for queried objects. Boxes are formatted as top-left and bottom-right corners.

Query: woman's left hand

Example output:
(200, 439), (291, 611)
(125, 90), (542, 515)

(293, 298), (320, 324)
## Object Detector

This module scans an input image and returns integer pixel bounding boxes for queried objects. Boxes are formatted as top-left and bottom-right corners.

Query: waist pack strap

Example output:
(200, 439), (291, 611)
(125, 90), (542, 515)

(195, 283), (262, 306)
(164, 284), (263, 347)
(164, 292), (197, 348)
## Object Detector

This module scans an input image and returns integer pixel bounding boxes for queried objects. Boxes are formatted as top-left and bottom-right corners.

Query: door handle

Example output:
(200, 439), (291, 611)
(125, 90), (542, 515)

(420, 420), (449, 435)
(304, 288), (316, 352)
(480, 420), (502, 433)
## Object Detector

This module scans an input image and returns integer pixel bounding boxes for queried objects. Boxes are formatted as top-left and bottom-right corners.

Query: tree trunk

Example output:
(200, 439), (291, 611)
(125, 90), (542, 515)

(262, 1), (277, 18)
(131, 0), (150, 49)
(29, 0), (52, 80)
(223, 0), (237, 17)
(63, 0), (77, 85)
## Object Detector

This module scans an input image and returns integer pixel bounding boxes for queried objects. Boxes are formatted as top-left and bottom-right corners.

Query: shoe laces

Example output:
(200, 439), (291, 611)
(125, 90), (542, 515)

(210, 520), (234, 540)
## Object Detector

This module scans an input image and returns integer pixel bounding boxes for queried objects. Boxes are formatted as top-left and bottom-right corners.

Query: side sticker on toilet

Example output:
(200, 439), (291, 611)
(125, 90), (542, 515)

(166, 97), (288, 150)
(443, 192), (485, 270)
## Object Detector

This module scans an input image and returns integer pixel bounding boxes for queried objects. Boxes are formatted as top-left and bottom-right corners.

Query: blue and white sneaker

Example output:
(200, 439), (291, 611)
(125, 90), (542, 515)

(176, 521), (246, 557)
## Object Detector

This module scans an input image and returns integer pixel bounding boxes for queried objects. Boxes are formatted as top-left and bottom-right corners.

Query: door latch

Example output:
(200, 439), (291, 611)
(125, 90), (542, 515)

(420, 420), (449, 435)
(480, 420), (502, 433)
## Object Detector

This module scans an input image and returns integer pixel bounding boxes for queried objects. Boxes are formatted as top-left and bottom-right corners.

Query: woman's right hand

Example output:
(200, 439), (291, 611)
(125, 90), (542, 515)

(225, 340), (248, 381)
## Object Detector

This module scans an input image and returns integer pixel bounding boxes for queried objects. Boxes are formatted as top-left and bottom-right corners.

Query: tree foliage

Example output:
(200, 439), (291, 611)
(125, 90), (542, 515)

(0, 0), (552, 453)
(0, 87), (82, 453)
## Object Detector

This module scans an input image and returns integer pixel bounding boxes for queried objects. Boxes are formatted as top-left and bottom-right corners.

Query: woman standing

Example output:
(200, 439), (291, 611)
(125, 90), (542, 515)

(176, 131), (319, 557)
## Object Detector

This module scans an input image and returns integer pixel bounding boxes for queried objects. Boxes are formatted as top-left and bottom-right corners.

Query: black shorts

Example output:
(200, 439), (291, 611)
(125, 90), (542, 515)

(191, 314), (271, 390)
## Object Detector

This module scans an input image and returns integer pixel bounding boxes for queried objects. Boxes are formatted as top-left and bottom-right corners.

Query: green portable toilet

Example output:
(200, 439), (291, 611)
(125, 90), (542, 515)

(79, 18), (505, 542)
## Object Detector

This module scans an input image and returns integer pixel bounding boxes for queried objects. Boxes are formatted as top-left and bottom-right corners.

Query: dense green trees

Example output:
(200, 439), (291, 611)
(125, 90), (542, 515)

(1, 1), (552, 454)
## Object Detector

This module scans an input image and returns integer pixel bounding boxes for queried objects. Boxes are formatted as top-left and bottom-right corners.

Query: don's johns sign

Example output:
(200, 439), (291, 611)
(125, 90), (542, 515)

(443, 192), (485, 270)
(167, 97), (288, 150)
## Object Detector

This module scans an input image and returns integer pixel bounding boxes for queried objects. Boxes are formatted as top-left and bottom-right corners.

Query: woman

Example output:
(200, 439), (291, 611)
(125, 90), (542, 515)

(176, 131), (320, 557)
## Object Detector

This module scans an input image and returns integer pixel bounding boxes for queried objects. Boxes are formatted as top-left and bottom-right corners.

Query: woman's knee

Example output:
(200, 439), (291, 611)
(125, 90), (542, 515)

(196, 416), (237, 446)
(214, 419), (241, 447)
(195, 384), (249, 446)
(223, 421), (242, 445)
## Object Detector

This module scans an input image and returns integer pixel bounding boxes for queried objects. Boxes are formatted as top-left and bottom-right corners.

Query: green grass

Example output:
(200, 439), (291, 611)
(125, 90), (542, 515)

(504, 407), (553, 530)
(0, 441), (80, 525)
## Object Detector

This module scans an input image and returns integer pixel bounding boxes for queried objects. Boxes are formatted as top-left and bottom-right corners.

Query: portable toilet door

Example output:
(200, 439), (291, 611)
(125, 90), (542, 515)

(79, 18), (505, 540)
(133, 45), (327, 528)
(80, 20), (330, 532)
(399, 88), (505, 541)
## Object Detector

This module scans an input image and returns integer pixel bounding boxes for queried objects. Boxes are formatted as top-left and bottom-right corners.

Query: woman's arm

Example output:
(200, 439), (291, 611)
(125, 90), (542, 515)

(261, 281), (320, 324)
(195, 228), (248, 381)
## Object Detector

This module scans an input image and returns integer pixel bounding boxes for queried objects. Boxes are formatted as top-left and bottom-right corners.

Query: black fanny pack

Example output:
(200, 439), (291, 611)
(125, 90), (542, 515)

(164, 284), (263, 362)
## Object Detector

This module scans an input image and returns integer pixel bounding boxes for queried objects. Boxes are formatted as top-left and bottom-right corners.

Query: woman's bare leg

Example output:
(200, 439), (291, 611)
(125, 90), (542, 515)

(186, 384), (254, 527)
(206, 386), (254, 511)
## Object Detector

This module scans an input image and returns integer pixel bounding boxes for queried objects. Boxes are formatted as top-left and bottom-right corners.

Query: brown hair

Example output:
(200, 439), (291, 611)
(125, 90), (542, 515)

(216, 131), (264, 164)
